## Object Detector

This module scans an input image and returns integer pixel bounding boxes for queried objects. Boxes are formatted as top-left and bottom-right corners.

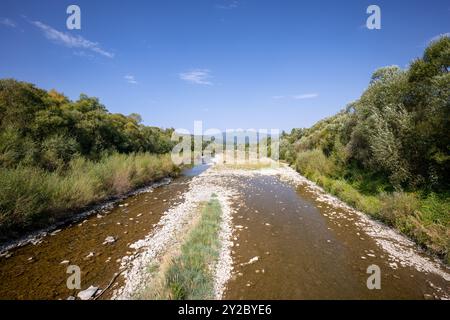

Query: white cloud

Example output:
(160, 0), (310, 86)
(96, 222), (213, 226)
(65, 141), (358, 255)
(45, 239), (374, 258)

(273, 93), (319, 100)
(124, 75), (138, 84)
(215, 1), (239, 10)
(179, 69), (213, 85)
(0, 18), (16, 28)
(293, 93), (319, 100)
(31, 20), (114, 58)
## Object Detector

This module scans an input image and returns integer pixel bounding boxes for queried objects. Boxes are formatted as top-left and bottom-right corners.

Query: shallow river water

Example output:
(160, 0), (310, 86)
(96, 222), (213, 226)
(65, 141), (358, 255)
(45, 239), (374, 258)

(223, 175), (449, 299)
(0, 165), (448, 300)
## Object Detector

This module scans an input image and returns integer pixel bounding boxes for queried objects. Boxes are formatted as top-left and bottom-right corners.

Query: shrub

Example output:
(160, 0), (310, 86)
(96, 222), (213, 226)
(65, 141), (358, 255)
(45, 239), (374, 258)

(379, 192), (420, 226)
(295, 149), (335, 177)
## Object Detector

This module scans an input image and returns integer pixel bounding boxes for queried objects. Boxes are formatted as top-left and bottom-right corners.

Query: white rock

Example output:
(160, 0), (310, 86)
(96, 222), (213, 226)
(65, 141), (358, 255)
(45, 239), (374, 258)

(103, 236), (117, 245)
(50, 229), (61, 236)
(241, 256), (259, 266)
(77, 286), (99, 300)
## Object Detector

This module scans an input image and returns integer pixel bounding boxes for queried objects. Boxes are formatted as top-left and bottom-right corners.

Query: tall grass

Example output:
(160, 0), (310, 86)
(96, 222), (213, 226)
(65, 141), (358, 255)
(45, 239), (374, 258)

(143, 196), (222, 300)
(165, 197), (222, 300)
(294, 148), (450, 263)
(0, 153), (178, 238)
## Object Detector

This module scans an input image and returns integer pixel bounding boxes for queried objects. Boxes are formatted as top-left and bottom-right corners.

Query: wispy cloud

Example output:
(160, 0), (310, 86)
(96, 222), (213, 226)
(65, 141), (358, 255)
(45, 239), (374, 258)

(179, 69), (213, 85)
(31, 20), (114, 58)
(293, 93), (319, 100)
(273, 93), (319, 100)
(124, 75), (138, 84)
(215, 1), (239, 10)
(0, 17), (16, 28)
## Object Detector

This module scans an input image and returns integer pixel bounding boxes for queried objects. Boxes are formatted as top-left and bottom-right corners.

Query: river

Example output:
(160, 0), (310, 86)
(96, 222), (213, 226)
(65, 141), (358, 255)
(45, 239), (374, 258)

(0, 163), (448, 300)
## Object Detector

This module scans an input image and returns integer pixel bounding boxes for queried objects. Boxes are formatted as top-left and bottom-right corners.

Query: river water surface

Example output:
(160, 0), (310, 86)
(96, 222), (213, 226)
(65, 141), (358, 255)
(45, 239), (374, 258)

(223, 175), (449, 299)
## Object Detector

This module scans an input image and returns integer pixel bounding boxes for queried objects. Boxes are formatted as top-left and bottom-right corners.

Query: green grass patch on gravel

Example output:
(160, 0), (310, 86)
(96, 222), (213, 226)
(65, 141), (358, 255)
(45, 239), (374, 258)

(145, 195), (223, 300)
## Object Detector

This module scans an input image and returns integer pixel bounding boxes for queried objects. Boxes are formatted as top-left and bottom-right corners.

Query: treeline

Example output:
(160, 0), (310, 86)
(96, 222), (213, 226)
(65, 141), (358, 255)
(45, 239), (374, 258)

(280, 37), (450, 262)
(0, 80), (178, 238)
(0, 79), (175, 171)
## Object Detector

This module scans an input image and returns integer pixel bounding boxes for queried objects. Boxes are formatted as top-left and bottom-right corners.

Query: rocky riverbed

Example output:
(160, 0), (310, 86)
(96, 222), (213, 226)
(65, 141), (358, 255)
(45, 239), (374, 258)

(0, 162), (448, 300)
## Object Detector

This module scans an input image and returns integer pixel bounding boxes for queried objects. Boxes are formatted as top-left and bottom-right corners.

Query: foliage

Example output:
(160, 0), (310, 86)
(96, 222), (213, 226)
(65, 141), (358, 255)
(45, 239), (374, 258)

(0, 79), (176, 170)
(0, 153), (177, 238)
(282, 37), (450, 191)
(280, 36), (450, 262)
(164, 198), (222, 300)
(0, 80), (179, 237)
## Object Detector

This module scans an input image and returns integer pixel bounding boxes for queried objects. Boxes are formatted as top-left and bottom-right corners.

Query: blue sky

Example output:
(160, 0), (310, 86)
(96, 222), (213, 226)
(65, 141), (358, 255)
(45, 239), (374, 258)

(0, 0), (449, 131)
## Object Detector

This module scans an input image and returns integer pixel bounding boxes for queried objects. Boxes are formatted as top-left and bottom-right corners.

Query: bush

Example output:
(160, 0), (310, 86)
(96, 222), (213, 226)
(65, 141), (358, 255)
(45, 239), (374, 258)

(295, 149), (335, 177)
(280, 37), (450, 262)
(379, 192), (420, 226)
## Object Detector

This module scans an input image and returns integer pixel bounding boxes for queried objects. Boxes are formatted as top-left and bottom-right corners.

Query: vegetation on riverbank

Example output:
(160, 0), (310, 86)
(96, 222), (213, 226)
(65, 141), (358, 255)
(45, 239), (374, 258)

(143, 196), (222, 300)
(0, 79), (179, 238)
(0, 153), (177, 239)
(280, 36), (450, 263)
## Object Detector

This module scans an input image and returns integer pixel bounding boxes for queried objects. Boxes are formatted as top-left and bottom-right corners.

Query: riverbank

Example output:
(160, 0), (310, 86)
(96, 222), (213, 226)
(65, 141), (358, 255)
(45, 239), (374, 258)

(0, 177), (173, 256)
(290, 151), (449, 264)
(0, 153), (179, 243)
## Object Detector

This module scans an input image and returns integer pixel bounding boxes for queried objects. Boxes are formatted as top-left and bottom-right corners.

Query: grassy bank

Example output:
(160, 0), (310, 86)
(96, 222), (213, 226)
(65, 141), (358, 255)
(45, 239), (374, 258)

(143, 196), (222, 300)
(0, 152), (178, 239)
(294, 149), (450, 264)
